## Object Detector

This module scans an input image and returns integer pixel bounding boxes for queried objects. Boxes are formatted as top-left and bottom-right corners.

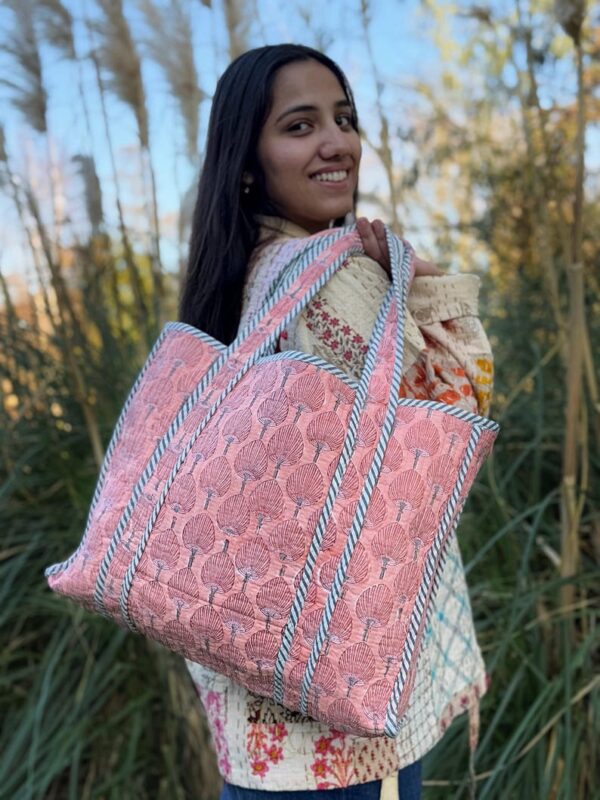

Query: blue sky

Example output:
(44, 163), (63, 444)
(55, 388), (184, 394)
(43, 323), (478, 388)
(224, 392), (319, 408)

(0, 0), (596, 286)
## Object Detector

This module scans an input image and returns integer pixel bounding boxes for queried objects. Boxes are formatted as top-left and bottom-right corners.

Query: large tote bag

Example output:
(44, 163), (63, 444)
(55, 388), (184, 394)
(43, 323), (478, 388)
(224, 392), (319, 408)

(46, 226), (499, 738)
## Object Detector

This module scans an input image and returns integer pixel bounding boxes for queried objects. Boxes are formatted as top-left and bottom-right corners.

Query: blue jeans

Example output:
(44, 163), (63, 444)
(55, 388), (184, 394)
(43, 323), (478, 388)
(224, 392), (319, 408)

(220, 760), (421, 799)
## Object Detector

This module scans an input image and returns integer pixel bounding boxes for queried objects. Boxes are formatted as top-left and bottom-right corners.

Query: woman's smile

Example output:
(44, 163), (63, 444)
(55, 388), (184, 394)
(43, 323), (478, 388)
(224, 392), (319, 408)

(311, 168), (351, 184)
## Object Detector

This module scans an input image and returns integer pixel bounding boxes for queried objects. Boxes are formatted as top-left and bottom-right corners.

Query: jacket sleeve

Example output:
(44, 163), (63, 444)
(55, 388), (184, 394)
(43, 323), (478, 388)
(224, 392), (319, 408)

(280, 256), (494, 417)
(402, 274), (494, 416)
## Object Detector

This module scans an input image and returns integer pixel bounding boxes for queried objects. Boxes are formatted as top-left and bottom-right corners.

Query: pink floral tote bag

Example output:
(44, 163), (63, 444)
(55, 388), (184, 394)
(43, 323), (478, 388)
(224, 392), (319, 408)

(45, 226), (499, 737)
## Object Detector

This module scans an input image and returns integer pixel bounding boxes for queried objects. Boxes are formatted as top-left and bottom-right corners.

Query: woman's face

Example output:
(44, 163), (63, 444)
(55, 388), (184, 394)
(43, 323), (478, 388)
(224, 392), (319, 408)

(256, 60), (361, 233)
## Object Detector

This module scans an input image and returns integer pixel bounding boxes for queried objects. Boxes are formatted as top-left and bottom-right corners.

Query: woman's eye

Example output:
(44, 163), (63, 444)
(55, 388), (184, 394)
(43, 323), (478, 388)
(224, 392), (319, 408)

(288, 121), (311, 133)
(337, 113), (353, 128)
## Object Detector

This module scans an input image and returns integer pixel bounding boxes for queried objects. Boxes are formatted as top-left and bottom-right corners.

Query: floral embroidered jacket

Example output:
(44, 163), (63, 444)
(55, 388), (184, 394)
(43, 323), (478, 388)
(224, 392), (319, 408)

(186, 217), (494, 790)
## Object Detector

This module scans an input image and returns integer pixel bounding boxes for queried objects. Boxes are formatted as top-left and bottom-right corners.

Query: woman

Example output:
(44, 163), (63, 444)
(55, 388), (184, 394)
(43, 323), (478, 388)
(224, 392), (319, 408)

(180, 44), (493, 800)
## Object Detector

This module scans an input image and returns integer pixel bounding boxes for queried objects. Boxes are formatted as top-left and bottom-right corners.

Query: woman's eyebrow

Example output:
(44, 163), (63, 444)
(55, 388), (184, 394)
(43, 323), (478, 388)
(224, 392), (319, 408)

(275, 99), (351, 123)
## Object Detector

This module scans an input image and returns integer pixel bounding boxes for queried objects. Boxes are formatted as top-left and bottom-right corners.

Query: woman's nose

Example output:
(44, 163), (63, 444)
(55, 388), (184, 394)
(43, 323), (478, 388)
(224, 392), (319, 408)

(318, 123), (351, 160)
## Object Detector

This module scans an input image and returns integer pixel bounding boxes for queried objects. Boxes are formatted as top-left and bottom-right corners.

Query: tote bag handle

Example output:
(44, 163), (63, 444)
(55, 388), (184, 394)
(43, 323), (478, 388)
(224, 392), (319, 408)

(215, 226), (412, 392)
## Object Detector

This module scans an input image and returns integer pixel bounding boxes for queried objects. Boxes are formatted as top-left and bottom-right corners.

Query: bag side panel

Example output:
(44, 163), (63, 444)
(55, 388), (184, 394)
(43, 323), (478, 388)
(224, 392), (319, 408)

(47, 329), (221, 611)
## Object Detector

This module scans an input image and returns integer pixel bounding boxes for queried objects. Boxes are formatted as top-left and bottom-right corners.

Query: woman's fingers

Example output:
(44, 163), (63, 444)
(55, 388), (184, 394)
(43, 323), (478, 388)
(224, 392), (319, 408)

(413, 255), (444, 276)
(357, 217), (390, 274)
(372, 219), (389, 266)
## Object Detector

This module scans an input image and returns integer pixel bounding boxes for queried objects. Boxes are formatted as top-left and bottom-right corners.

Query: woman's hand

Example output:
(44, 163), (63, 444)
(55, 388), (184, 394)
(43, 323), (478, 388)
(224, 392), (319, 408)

(356, 217), (390, 273)
(356, 217), (444, 277)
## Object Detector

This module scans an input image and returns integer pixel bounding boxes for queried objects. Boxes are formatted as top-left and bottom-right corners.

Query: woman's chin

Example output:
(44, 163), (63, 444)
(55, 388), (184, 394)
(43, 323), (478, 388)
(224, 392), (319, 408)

(311, 205), (353, 228)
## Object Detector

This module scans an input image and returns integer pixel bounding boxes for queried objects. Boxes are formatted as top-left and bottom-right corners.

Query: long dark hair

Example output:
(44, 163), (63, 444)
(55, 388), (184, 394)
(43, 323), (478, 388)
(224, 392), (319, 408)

(178, 44), (359, 344)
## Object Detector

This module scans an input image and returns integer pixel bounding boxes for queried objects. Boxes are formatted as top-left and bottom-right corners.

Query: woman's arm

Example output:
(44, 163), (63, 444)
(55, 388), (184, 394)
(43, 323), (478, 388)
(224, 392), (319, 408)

(354, 216), (493, 415)
(403, 274), (494, 416)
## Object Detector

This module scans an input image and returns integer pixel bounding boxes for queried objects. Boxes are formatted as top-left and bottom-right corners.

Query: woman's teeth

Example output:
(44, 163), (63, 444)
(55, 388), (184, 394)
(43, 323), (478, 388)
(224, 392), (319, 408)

(313, 170), (348, 182)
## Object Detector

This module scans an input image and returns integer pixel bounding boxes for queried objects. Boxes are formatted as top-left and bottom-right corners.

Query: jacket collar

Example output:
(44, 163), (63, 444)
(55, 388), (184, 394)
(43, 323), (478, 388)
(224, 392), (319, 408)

(254, 215), (311, 242)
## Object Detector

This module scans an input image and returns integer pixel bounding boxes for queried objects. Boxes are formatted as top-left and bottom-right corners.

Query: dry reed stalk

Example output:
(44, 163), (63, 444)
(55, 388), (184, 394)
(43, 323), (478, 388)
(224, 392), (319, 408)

(138, 0), (204, 164)
(72, 155), (104, 236)
(0, 132), (59, 333)
(36, 0), (76, 58)
(0, 0), (47, 134)
(359, 0), (402, 234)
(222, 0), (251, 60)
(0, 268), (17, 331)
(24, 186), (104, 468)
(142, 145), (164, 327)
(560, 19), (587, 609)
(92, 0), (165, 328)
(87, 43), (153, 347)
(91, 0), (149, 146)
(23, 264), (44, 344)
(72, 150), (128, 343)
(72, 168), (130, 344)
(582, 324), (600, 443)
(513, 58), (567, 340)
(512, 26), (565, 339)
(4, 1), (71, 252)
(24, 187), (89, 357)
(513, 0), (589, 612)
(36, 0), (96, 146)
(1, 0), (62, 249)
(520, 11), (599, 439)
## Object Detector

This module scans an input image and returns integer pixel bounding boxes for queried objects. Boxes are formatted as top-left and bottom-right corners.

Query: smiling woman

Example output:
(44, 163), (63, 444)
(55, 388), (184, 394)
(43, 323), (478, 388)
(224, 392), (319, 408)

(179, 45), (363, 347)
(255, 60), (361, 234)
(179, 44), (494, 800)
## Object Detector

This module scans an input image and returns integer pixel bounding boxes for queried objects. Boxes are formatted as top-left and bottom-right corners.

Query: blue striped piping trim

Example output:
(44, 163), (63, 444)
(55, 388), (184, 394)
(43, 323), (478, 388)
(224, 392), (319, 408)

(90, 230), (352, 616)
(164, 321), (227, 352)
(260, 351), (358, 389)
(383, 422), (482, 736)
(272, 233), (411, 706)
(44, 327), (171, 578)
(271, 288), (395, 706)
(380, 396), (500, 431)
(112, 237), (366, 624)
(296, 233), (410, 713)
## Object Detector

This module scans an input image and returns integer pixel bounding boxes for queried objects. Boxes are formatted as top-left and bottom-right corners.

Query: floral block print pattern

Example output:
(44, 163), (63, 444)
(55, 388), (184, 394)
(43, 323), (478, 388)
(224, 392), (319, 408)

(46, 229), (499, 739)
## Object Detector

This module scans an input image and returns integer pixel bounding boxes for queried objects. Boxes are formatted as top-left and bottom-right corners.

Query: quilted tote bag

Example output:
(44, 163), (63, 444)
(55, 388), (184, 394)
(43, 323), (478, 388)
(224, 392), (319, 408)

(46, 226), (499, 738)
